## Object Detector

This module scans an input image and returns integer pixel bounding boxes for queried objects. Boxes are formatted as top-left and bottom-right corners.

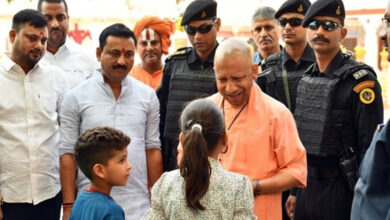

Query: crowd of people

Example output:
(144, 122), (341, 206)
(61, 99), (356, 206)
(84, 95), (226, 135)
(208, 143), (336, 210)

(0, 0), (389, 219)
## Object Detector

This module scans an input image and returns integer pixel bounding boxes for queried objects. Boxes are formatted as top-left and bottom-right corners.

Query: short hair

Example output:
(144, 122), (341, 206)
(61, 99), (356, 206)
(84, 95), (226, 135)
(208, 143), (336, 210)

(99, 23), (137, 49)
(37, 0), (69, 15)
(252, 6), (277, 24)
(75, 127), (131, 180)
(12, 9), (47, 32)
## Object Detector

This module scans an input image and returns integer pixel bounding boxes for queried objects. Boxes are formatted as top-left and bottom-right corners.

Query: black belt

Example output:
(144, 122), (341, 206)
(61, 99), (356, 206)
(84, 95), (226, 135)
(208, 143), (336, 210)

(308, 166), (340, 178)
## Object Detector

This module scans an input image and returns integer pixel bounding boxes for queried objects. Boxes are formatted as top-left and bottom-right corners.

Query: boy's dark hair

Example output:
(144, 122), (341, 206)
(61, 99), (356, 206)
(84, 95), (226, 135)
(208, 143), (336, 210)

(37, 0), (69, 14)
(75, 126), (130, 180)
(99, 23), (137, 49)
(12, 9), (47, 32)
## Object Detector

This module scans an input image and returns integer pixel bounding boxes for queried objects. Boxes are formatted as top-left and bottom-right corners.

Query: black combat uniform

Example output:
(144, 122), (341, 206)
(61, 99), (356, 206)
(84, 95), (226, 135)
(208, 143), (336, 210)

(157, 46), (218, 171)
(258, 1), (313, 219)
(294, 50), (383, 220)
(257, 44), (315, 113)
(293, 0), (384, 218)
(157, 0), (219, 171)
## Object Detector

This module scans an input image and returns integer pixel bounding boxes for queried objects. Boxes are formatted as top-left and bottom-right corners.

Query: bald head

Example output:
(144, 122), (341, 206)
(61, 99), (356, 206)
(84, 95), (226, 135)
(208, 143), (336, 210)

(214, 37), (253, 65)
(214, 37), (258, 108)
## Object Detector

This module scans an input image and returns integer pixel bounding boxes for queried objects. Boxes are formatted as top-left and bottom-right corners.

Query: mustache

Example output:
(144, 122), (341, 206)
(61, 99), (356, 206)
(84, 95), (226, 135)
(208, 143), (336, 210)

(260, 36), (273, 43)
(50, 27), (63, 32)
(113, 64), (127, 70)
(30, 49), (42, 54)
(311, 36), (330, 43)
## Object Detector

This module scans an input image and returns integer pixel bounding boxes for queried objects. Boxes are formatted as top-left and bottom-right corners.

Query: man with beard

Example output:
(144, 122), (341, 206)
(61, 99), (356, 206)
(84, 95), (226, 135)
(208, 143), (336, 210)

(59, 24), (162, 220)
(157, 0), (220, 171)
(251, 6), (282, 67)
(38, 0), (97, 88)
(0, 9), (68, 220)
(129, 16), (175, 91)
(351, 2), (390, 219)
(256, 1), (314, 219)
(293, 0), (384, 219)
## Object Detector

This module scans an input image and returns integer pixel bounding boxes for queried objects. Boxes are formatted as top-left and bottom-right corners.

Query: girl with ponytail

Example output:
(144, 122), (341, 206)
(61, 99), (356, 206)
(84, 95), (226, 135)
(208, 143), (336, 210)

(142, 99), (256, 219)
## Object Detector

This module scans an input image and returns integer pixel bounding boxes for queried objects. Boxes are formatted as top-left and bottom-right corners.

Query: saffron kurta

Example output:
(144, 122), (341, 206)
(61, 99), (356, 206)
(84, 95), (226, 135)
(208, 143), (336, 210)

(209, 83), (307, 220)
(129, 64), (163, 91)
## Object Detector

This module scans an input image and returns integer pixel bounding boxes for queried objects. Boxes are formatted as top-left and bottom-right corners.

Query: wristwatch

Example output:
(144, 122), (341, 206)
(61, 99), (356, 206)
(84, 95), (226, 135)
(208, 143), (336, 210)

(252, 178), (261, 197)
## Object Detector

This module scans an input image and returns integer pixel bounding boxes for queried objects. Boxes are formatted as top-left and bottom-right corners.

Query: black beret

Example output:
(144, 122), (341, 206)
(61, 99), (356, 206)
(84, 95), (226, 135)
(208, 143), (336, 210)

(302, 0), (345, 27)
(274, 0), (311, 19)
(181, 0), (217, 26)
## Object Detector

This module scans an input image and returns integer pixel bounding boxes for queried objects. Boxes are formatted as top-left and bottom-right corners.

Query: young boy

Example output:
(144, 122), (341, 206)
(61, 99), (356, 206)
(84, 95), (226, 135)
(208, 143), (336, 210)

(69, 126), (132, 220)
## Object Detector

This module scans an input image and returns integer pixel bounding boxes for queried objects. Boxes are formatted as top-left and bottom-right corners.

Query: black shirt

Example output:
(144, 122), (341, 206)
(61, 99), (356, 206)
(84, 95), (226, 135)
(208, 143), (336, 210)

(257, 44), (316, 113)
(301, 50), (383, 163)
(157, 45), (218, 138)
(187, 47), (216, 70)
(156, 45), (218, 170)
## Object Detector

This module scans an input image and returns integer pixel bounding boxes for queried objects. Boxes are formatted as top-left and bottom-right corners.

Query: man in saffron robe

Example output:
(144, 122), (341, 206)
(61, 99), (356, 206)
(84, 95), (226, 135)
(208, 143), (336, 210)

(208, 37), (307, 220)
(129, 16), (175, 90)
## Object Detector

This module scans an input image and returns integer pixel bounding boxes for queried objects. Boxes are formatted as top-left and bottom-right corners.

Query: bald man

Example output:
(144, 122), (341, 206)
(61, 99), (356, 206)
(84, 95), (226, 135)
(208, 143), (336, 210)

(208, 37), (307, 220)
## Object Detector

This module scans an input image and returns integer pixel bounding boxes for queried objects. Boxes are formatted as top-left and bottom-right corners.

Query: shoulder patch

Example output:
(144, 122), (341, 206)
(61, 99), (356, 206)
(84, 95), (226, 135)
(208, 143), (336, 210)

(173, 49), (188, 55)
(353, 80), (375, 93)
(359, 88), (375, 104)
(165, 47), (190, 62)
(352, 69), (368, 80)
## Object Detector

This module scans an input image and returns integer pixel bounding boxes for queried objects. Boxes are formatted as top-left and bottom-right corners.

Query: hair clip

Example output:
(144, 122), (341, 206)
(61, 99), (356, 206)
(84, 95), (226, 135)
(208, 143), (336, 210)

(191, 123), (202, 132)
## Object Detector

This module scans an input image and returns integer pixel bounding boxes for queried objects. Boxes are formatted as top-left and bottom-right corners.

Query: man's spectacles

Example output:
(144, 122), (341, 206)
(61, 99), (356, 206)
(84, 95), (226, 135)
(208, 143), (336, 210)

(278, 18), (303, 27)
(308, 20), (342, 32)
(184, 19), (217, 35)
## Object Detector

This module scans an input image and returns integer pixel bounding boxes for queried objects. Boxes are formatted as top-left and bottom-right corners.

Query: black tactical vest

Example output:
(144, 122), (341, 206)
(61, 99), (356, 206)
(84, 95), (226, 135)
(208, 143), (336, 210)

(164, 56), (217, 139)
(258, 53), (283, 100)
(258, 53), (310, 113)
(295, 58), (373, 157)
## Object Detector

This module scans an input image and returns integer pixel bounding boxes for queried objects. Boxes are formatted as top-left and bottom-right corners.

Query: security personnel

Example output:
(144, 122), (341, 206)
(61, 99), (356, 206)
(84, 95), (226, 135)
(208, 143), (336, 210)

(256, 2), (314, 219)
(157, 0), (219, 171)
(256, 1), (314, 219)
(292, 0), (384, 220)
(257, 0), (314, 114)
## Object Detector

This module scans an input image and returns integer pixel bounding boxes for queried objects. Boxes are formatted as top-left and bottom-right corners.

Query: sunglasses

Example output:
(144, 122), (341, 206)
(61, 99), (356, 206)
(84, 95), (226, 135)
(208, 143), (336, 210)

(308, 20), (342, 31)
(278, 18), (303, 27)
(184, 19), (217, 35)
